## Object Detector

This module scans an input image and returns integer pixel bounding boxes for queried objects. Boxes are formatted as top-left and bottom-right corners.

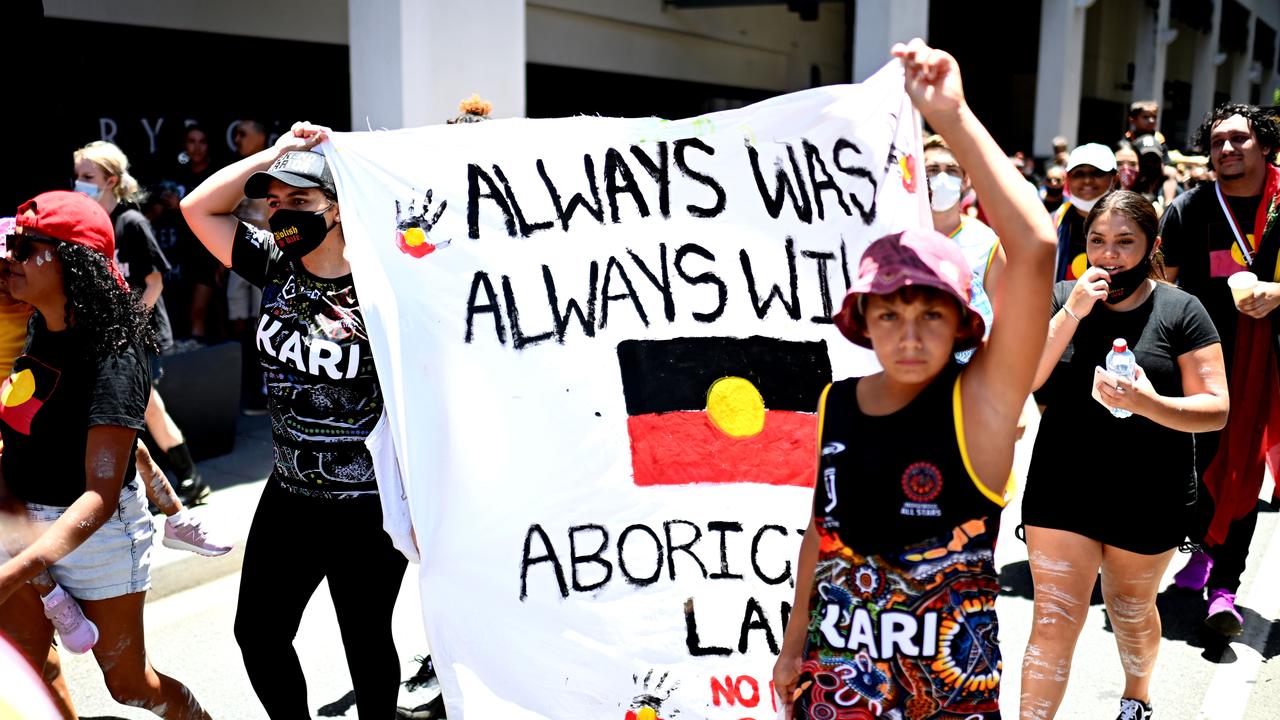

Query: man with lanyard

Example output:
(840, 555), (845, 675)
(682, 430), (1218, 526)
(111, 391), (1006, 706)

(1159, 103), (1280, 637)
(1053, 143), (1117, 281)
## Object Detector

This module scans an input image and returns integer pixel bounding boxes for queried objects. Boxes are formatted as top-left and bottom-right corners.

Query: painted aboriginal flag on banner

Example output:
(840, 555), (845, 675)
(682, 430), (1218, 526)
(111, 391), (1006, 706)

(326, 61), (928, 719)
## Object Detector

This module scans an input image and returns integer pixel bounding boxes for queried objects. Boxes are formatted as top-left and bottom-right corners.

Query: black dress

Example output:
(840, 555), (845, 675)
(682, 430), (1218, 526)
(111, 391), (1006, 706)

(1025, 281), (1219, 554)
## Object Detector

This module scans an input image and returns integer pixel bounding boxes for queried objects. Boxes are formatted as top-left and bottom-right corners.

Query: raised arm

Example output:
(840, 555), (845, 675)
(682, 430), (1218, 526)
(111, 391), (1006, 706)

(181, 122), (330, 267)
(893, 40), (1057, 491)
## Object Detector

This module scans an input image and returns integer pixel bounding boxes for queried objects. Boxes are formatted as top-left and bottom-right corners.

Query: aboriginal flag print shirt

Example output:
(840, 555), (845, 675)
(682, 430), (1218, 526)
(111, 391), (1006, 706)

(231, 223), (382, 500)
(0, 317), (148, 507)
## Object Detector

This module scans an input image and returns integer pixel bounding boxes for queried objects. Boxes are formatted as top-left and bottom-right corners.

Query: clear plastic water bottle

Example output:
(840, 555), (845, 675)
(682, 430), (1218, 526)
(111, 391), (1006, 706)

(1105, 338), (1136, 419)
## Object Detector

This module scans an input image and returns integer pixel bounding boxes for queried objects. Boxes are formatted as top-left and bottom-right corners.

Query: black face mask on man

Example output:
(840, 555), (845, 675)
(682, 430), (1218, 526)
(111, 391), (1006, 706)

(1103, 253), (1153, 304)
(268, 204), (335, 259)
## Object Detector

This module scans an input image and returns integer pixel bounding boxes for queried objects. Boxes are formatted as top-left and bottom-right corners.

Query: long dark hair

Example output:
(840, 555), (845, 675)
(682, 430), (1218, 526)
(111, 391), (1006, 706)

(1083, 190), (1167, 281)
(56, 242), (156, 357)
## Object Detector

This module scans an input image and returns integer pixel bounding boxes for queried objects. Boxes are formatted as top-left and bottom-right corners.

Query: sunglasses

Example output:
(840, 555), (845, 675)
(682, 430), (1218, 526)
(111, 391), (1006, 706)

(5, 233), (59, 263)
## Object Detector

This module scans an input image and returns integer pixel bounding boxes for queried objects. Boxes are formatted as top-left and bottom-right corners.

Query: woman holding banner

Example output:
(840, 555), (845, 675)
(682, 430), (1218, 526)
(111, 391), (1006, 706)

(774, 40), (1057, 718)
(181, 126), (407, 718)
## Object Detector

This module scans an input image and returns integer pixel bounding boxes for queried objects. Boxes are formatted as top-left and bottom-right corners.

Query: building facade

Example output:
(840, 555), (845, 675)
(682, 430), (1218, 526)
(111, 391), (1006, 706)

(20, 0), (1280, 180)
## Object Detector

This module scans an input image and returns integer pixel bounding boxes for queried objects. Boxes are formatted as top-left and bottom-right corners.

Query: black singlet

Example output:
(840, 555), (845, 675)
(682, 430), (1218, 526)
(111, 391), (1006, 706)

(796, 363), (1007, 719)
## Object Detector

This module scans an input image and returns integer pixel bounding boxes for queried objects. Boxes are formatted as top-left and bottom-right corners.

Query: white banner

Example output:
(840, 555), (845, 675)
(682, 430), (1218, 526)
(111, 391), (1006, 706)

(328, 61), (927, 720)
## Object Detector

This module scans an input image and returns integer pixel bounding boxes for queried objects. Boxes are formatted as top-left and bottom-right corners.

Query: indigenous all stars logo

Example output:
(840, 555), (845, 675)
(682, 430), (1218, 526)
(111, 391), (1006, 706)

(901, 462), (943, 503)
(395, 189), (451, 258)
(616, 337), (832, 488)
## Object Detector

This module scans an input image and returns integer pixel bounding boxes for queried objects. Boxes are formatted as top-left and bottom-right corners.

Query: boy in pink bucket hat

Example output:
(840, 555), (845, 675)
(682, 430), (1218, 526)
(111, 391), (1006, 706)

(773, 40), (1057, 719)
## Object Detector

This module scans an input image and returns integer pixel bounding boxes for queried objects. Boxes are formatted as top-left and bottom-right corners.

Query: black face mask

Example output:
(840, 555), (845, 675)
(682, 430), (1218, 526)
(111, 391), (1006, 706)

(1104, 255), (1152, 304)
(268, 205), (334, 260)
(1043, 186), (1064, 199)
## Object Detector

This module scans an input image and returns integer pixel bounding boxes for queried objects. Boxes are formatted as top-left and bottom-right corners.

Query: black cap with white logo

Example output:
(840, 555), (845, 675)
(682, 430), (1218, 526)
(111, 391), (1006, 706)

(244, 151), (336, 199)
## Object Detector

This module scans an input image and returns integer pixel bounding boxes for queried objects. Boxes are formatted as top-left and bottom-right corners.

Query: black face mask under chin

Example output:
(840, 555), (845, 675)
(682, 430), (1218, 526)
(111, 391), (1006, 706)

(268, 205), (335, 260)
(1104, 258), (1152, 304)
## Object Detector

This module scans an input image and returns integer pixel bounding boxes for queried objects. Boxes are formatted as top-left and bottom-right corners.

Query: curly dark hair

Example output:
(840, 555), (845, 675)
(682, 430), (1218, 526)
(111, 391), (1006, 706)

(1193, 103), (1280, 164)
(55, 242), (156, 357)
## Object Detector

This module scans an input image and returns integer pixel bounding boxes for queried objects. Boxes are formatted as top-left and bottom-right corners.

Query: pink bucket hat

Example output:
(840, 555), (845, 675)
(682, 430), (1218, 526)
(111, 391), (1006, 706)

(833, 228), (985, 350)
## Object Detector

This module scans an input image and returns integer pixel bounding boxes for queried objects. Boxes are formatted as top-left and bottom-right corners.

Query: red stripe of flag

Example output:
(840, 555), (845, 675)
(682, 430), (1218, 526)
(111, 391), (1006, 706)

(627, 410), (818, 488)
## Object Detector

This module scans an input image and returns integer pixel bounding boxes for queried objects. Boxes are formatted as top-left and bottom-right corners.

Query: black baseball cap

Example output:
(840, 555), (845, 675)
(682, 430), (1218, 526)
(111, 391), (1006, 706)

(1133, 134), (1163, 158)
(244, 151), (336, 199)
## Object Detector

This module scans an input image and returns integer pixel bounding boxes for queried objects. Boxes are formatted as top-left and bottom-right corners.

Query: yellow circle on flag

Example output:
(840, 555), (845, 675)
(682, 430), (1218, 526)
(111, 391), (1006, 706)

(402, 227), (427, 247)
(1070, 253), (1088, 280)
(1231, 243), (1249, 268)
(1, 370), (34, 407)
(706, 376), (765, 437)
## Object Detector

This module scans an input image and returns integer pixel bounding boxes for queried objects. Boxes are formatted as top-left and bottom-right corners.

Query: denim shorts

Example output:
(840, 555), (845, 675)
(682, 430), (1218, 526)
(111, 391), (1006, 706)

(25, 479), (153, 600)
(149, 353), (165, 386)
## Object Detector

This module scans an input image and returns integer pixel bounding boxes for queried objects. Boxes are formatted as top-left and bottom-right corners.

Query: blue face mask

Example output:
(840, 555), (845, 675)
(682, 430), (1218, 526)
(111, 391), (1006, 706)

(74, 180), (102, 200)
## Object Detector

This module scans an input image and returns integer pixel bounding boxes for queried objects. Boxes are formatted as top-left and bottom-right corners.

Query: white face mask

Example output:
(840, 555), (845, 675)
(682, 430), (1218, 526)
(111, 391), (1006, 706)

(928, 172), (963, 212)
(74, 180), (102, 201)
(1072, 193), (1100, 213)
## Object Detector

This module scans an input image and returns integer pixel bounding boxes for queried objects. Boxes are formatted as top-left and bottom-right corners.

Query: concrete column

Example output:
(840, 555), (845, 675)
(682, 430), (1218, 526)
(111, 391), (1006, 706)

(1132, 1), (1158, 103)
(349, 0), (525, 131)
(1230, 9), (1257, 101)
(1188, 0), (1223, 130)
(853, 0), (930, 82)
(1269, 35), (1280, 109)
(1133, 0), (1176, 117)
(1032, 0), (1092, 156)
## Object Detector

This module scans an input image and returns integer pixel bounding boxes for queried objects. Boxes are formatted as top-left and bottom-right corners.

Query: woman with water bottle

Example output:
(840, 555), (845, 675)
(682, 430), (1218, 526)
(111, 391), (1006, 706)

(1020, 190), (1229, 720)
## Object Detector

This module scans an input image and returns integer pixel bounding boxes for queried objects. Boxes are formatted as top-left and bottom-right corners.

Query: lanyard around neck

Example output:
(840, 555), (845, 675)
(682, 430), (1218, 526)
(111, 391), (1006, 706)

(1216, 182), (1255, 266)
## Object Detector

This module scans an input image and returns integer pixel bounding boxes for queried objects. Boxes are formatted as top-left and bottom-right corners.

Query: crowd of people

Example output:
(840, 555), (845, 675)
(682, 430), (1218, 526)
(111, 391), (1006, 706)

(0, 38), (1277, 720)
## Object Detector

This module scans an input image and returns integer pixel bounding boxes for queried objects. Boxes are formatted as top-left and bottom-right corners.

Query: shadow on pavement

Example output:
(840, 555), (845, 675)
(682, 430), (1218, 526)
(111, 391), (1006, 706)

(1092, 587), (1280, 663)
(319, 690), (356, 717)
(142, 414), (274, 496)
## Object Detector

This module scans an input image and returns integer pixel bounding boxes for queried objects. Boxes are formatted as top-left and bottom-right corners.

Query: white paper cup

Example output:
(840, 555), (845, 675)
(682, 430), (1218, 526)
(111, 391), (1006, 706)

(1229, 271), (1258, 307)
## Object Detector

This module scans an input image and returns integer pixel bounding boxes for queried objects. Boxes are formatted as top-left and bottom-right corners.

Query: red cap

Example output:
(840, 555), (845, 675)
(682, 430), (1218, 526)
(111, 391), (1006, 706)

(1112, 339), (1128, 353)
(833, 228), (985, 350)
(14, 191), (127, 290)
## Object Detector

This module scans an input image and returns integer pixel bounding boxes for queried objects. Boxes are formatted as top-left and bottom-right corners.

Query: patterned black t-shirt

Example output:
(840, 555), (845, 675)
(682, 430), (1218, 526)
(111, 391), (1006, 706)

(231, 223), (382, 500)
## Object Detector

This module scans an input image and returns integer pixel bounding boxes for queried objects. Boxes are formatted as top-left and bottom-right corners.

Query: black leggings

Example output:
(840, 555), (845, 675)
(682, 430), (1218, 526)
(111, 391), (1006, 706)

(1207, 505), (1260, 594)
(1193, 430), (1261, 594)
(234, 480), (408, 719)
